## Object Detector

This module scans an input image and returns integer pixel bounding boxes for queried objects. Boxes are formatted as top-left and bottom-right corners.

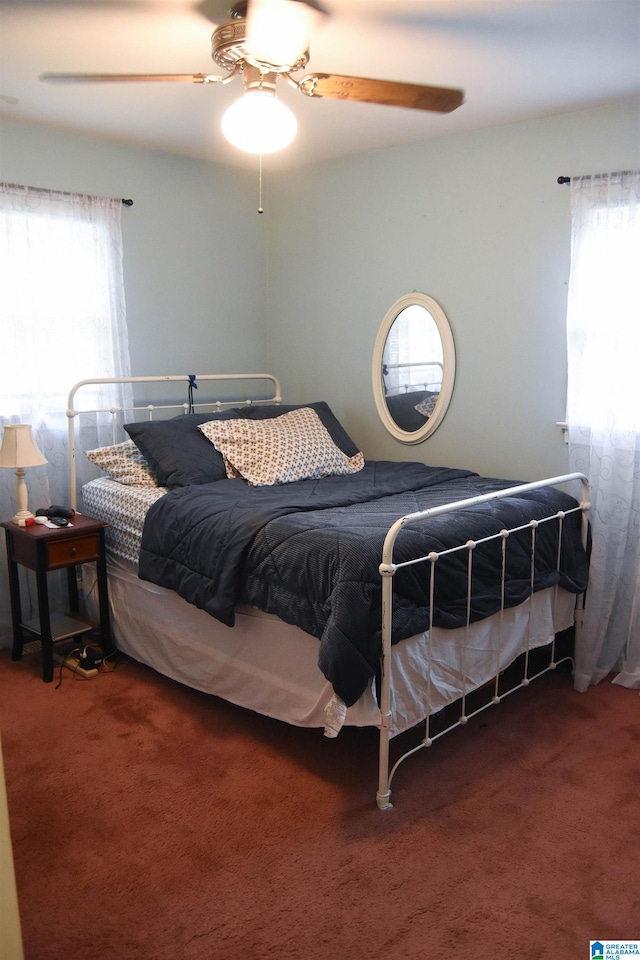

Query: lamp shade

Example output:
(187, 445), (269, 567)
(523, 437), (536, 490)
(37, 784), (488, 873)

(221, 91), (297, 154)
(0, 424), (47, 469)
(0, 424), (48, 523)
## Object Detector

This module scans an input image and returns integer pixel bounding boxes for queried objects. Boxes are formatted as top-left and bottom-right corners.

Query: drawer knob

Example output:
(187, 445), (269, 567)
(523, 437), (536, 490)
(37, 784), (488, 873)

(70, 547), (77, 557)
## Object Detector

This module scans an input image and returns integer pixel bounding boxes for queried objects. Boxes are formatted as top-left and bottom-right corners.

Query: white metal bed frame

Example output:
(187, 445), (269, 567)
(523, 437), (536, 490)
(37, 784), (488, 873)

(376, 473), (589, 809)
(67, 374), (590, 811)
(382, 359), (444, 395)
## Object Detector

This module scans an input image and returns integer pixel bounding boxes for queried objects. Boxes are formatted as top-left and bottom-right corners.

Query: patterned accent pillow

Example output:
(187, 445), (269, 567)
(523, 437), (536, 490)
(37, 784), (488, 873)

(124, 401), (360, 488)
(199, 407), (365, 486)
(86, 439), (158, 487)
(414, 394), (439, 418)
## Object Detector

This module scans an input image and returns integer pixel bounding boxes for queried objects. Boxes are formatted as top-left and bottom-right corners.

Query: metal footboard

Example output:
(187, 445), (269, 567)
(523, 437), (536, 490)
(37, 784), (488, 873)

(375, 473), (590, 810)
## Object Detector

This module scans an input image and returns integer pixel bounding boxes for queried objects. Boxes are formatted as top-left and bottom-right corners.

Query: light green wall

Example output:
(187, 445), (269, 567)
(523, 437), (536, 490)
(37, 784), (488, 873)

(2, 97), (639, 480)
(0, 118), (269, 377)
(267, 96), (640, 480)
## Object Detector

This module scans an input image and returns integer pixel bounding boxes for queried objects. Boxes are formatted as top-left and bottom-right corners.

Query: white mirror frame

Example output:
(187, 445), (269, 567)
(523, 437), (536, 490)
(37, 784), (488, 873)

(372, 292), (456, 444)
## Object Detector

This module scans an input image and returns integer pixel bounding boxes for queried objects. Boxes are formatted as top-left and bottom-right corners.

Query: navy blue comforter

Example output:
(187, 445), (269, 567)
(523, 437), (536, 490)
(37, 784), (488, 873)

(138, 461), (589, 706)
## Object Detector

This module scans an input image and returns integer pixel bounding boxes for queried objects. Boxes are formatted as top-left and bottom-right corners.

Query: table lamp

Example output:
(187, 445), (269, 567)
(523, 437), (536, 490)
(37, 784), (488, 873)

(0, 424), (48, 523)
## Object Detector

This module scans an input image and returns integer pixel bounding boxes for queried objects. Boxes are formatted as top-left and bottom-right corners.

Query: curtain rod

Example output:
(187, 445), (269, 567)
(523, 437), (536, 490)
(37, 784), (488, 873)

(2, 182), (133, 205)
(558, 170), (636, 185)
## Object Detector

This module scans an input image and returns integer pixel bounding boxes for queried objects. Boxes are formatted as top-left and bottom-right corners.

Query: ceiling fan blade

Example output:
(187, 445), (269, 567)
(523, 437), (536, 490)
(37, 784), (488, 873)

(40, 73), (225, 84)
(299, 74), (464, 113)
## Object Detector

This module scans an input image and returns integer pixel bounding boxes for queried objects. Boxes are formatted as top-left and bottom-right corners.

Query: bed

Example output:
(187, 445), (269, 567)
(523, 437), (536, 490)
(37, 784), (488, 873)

(383, 389), (440, 433)
(68, 374), (590, 809)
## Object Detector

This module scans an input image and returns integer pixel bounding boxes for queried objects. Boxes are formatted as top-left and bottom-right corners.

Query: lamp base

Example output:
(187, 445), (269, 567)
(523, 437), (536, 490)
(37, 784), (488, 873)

(12, 468), (35, 524)
(12, 509), (35, 524)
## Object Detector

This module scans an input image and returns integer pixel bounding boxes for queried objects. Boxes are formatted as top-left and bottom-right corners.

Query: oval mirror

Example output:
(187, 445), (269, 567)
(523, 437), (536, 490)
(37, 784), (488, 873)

(372, 292), (456, 443)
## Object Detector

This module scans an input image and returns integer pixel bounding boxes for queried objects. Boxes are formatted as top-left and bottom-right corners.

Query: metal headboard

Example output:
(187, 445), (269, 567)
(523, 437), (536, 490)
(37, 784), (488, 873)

(67, 373), (282, 510)
(383, 360), (444, 395)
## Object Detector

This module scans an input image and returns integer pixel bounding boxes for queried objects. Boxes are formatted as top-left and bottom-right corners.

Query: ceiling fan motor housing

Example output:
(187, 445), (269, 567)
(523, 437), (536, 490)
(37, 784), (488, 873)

(211, 12), (309, 74)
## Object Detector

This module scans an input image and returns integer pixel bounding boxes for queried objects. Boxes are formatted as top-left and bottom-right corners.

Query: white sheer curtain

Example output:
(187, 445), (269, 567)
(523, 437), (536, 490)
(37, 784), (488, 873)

(0, 183), (132, 647)
(566, 170), (640, 691)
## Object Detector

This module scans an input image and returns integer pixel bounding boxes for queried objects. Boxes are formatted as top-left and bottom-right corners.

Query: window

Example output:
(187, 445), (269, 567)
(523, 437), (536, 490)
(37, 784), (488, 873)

(0, 183), (131, 419)
(566, 172), (640, 434)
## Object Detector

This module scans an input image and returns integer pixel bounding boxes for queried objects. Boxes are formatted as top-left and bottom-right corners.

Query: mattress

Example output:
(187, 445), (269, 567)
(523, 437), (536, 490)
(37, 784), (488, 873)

(82, 476), (166, 563)
(82, 478), (577, 737)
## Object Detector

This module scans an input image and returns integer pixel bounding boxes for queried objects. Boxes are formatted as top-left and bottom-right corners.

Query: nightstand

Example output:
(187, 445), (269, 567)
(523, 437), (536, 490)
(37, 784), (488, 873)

(2, 514), (112, 683)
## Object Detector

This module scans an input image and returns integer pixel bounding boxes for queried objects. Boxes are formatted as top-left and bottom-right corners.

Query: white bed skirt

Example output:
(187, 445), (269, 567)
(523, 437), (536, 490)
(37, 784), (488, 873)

(83, 557), (576, 738)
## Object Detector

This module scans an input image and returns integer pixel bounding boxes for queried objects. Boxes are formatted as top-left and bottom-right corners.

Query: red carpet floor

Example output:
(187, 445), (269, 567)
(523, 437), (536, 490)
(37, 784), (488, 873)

(0, 647), (638, 960)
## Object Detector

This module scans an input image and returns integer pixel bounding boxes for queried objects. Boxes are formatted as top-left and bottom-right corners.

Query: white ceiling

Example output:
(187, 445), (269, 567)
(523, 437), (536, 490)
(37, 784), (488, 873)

(1, 0), (639, 170)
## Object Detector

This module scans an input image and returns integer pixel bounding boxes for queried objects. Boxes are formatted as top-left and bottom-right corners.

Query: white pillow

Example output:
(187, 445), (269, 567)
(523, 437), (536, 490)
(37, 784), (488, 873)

(86, 439), (158, 487)
(199, 407), (365, 486)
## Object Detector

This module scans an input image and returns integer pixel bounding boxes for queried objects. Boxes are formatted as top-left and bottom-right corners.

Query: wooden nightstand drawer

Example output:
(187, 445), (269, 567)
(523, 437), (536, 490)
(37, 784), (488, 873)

(46, 534), (101, 569)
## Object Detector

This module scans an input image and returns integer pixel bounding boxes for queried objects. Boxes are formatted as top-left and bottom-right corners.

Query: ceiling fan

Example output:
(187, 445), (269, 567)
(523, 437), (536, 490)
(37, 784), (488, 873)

(40, 0), (465, 154)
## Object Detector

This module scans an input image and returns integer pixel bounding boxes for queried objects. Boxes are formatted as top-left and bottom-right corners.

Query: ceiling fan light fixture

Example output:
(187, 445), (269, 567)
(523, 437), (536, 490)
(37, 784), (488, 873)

(221, 89), (297, 154)
(246, 0), (316, 68)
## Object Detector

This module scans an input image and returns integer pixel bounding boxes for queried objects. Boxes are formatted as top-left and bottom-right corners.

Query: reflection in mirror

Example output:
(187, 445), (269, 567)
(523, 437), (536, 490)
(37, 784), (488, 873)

(372, 293), (456, 444)
(382, 304), (443, 432)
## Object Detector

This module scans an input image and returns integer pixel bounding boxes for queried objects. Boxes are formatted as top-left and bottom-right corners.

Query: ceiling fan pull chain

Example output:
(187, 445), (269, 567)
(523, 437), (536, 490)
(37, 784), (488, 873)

(258, 154), (264, 214)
